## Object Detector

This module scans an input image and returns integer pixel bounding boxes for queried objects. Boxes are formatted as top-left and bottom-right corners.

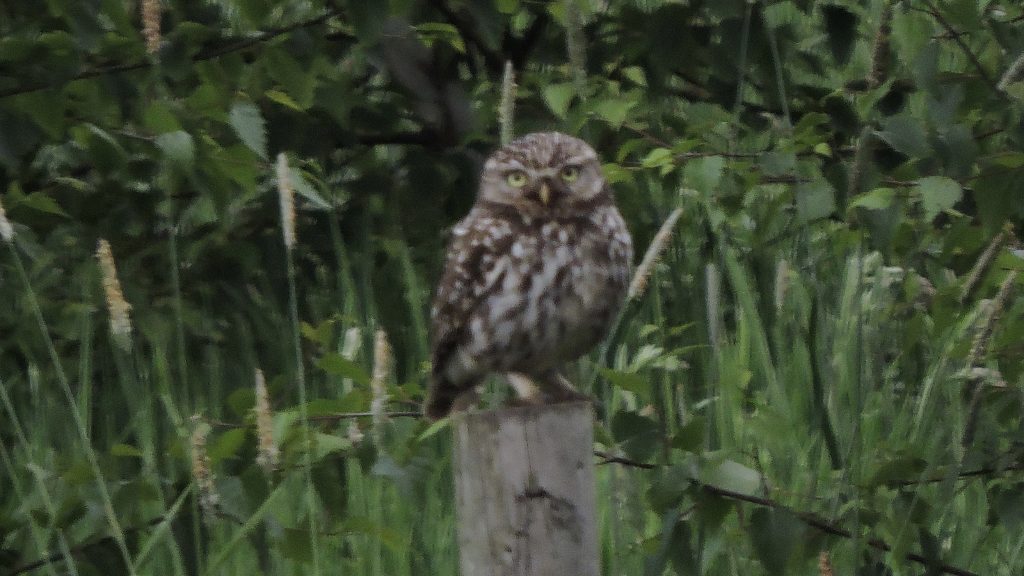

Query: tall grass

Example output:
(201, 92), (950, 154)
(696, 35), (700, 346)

(2, 179), (1020, 575)
(2, 66), (1021, 576)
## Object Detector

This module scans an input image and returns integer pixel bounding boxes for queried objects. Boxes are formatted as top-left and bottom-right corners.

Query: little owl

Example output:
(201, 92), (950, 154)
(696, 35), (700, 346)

(424, 132), (633, 419)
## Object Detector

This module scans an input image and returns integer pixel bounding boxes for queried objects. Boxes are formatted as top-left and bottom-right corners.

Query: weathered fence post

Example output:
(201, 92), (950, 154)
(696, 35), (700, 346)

(452, 401), (599, 576)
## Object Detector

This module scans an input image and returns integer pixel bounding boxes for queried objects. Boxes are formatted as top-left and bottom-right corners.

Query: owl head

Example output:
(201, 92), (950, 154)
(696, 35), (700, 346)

(478, 132), (606, 214)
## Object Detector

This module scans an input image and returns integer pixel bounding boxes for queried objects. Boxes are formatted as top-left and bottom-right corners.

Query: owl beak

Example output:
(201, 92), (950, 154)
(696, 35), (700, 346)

(538, 182), (551, 205)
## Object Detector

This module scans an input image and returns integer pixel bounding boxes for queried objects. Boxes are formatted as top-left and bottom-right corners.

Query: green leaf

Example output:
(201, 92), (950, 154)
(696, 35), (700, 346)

(263, 49), (316, 109)
(795, 180), (836, 223)
(611, 411), (660, 462)
(599, 367), (647, 394)
(155, 130), (195, 169)
(645, 508), (695, 576)
(647, 462), (696, 513)
(671, 416), (705, 452)
(749, 508), (805, 574)
(208, 428), (247, 462)
(850, 187), (897, 210)
(641, 147), (674, 169)
(866, 454), (928, 487)
(759, 151), (796, 176)
(694, 489), (733, 533)
(762, 1), (801, 29)
(700, 458), (761, 497)
(415, 23), (466, 53)
(684, 155), (725, 193)
(75, 124), (126, 171)
(593, 98), (636, 129)
(416, 418), (451, 443)
(622, 66), (646, 86)
(143, 101), (182, 133)
(793, 112), (830, 144)
(229, 101), (267, 160)
(992, 482), (1024, 531)
(1006, 82), (1024, 102)
(18, 192), (69, 218)
(312, 432), (352, 461)
(877, 115), (929, 158)
(317, 353), (371, 386)
(989, 152), (1024, 169)
(300, 319), (335, 347)
(495, 0), (519, 14)
(214, 144), (262, 189)
(289, 165), (332, 211)
(915, 176), (962, 221)
(13, 91), (65, 138)
(542, 83), (575, 118)
(265, 89), (304, 111)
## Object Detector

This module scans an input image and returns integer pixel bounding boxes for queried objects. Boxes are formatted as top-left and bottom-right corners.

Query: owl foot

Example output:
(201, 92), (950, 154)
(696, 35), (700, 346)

(504, 395), (548, 409)
(505, 373), (546, 405)
(507, 370), (598, 408)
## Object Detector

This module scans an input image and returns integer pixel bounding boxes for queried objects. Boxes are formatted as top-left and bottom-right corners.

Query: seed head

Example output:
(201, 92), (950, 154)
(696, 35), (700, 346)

(96, 239), (133, 350)
(370, 329), (393, 435)
(629, 207), (683, 300)
(0, 198), (13, 243)
(141, 0), (161, 55)
(190, 415), (219, 522)
(253, 369), (279, 474)
(276, 153), (296, 250)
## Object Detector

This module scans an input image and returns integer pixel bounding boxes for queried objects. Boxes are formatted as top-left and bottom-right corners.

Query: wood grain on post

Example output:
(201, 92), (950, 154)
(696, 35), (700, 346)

(452, 401), (599, 576)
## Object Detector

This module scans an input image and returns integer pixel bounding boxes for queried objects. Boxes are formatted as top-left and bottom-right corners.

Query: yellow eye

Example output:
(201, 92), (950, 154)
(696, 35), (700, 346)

(560, 165), (580, 182)
(506, 171), (528, 187)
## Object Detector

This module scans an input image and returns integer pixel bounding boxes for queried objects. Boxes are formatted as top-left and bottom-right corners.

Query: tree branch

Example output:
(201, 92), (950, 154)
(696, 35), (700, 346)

(6, 505), (175, 575)
(917, 1), (1001, 94)
(0, 11), (343, 99)
(596, 451), (993, 576)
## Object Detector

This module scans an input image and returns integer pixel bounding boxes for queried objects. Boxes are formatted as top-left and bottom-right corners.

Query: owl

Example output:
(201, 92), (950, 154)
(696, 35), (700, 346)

(424, 132), (633, 420)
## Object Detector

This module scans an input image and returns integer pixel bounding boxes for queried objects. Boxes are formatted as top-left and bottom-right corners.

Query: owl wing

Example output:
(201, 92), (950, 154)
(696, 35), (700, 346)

(427, 210), (515, 414)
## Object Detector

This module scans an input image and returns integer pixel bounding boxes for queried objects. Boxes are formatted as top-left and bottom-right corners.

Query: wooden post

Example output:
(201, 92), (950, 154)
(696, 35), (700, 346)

(452, 401), (599, 576)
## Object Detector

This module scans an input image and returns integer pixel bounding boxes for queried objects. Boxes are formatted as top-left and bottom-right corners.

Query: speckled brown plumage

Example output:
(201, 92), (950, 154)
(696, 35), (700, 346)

(425, 132), (632, 419)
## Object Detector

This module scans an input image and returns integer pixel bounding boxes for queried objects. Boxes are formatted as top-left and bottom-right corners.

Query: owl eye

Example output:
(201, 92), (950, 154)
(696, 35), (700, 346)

(560, 165), (581, 182)
(506, 171), (528, 188)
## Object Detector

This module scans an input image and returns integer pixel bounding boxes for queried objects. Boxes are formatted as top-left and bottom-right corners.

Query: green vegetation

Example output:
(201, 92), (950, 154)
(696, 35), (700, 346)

(2, 0), (1023, 574)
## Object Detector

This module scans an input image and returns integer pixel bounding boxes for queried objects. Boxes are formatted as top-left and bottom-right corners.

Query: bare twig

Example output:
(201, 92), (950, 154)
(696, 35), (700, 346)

(997, 51), (1024, 92)
(963, 267), (1020, 446)
(960, 226), (1013, 303)
(208, 410), (423, 428)
(594, 450), (655, 469)
(917, 1), (1000, 94)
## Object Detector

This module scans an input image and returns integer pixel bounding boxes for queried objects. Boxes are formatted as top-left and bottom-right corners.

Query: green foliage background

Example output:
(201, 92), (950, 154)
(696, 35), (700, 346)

(1, 0), (1024, 574)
